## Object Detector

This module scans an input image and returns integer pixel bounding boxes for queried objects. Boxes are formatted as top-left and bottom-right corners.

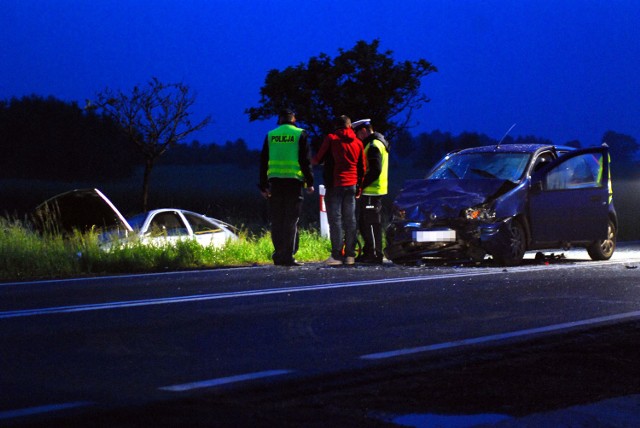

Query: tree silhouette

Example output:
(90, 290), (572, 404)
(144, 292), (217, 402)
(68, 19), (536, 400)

(94, 78), (211, 211)
(246, 39), (437, 145)
(0, 95), (137, 181)
(602, 130), (640, 177)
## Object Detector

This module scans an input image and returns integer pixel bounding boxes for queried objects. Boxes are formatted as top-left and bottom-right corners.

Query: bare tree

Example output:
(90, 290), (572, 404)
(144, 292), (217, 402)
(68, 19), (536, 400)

(94, 78), (211, 211)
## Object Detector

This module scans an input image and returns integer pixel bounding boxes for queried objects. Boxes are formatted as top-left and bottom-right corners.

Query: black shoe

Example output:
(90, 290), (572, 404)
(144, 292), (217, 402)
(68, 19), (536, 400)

(275, 260), (303, 266)
(357, 255), (383, 264)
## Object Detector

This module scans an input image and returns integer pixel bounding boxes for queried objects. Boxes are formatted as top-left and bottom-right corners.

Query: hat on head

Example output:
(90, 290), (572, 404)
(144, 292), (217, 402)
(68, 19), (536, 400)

(352, 118), (371, 131)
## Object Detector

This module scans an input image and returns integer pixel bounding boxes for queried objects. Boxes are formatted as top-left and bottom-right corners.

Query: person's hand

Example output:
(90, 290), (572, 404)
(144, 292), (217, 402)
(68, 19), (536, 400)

(356, 186), (362, 199)
(306, 186), (315, 194)
(260, 189), (271, 199)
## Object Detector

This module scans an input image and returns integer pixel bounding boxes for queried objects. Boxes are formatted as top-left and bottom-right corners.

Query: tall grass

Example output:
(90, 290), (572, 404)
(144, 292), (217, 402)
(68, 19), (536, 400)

(0, 218), (80, 280)
(0, 218), (331, 282)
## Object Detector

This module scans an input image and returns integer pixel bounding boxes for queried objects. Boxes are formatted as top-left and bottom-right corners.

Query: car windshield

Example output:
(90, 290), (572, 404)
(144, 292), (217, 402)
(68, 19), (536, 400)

(428, 152), (531, 182)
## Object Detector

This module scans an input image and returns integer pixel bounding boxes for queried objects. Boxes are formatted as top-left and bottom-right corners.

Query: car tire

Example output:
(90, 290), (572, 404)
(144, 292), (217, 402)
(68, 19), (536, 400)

(587, 219), (616, 261)
(495, 218), (526, 266)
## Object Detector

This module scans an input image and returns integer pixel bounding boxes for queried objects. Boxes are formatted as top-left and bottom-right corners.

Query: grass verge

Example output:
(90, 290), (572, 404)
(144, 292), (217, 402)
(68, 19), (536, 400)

(0, 219), (331, 282)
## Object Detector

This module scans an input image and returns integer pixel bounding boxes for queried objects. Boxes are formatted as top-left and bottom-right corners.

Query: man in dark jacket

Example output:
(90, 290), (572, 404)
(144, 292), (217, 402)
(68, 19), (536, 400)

(259, 109), (314, 266)
(312, 115), (364, 266)
(353, 119), (389, 264)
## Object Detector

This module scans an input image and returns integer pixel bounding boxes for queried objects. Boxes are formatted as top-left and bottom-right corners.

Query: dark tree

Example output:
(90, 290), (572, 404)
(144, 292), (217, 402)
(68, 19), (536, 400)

(0, 95), (137, 181)
(246, 39), (437, 145)
(602, 130), (640, 177)
(94, 78), (211, 211)
(393, 129), (416, 159)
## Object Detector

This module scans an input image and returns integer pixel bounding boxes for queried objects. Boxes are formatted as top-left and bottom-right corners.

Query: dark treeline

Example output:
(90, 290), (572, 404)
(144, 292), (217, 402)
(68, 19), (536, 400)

(1, 95), (639, 182)
(393, 129), (559, 170)
(393, 128), (640, 179)
(0, 95), (259, 182)
(158, 139), (259, 169)
(0, 95), (139, 181)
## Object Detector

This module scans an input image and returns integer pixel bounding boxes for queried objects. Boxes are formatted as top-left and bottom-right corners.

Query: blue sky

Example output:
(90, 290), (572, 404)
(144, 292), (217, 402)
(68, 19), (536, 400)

(2, 0), (639, 149)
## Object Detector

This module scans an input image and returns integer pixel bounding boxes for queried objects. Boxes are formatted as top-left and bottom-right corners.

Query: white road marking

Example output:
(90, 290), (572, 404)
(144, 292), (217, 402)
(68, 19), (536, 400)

(0, 260), (633, 320)
(0, 401), (92, 420)
(158, 369), (293, 392)
(0, 271), (504, 319)
(0, 266), (255, 288)
(360, 310), (640, 360)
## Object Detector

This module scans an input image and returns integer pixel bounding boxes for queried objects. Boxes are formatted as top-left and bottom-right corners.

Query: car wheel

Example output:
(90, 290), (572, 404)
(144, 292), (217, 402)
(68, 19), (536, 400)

(587, 219), (616, 261)
(495, 218), (526, 266)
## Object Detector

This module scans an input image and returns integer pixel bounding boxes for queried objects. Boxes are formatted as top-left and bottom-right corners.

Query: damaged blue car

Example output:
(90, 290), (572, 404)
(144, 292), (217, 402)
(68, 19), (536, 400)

(385, 143), (617, 266)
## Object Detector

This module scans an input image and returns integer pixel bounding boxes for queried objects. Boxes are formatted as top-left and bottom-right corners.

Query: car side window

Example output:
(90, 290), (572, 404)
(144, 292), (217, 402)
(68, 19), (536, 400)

(148, 212), (188, 236)
(183, 213), (221, 234)
(545, 153), (603, 190)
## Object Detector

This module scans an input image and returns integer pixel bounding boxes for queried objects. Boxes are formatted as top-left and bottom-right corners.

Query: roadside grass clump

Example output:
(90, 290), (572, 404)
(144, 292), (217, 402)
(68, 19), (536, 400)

(0, 217), (81, 280)
(0, 219), (332, 281)
(208, 229), (330, 265)
(213, 229), (272, 265)
(295, 229), (331, 262)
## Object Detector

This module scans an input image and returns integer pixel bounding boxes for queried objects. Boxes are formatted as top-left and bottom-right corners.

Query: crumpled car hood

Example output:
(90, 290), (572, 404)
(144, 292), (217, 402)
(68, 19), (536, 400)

(394, 179), (515, 221)
(32, 188), (133, 234)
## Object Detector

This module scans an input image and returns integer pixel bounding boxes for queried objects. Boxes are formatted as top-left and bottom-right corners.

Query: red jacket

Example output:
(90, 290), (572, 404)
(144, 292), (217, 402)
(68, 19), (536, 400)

(313, 127), (365, 187)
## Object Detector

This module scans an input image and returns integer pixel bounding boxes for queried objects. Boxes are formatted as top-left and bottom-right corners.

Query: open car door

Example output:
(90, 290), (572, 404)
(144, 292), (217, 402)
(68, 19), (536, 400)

(529, 146), (610, 244)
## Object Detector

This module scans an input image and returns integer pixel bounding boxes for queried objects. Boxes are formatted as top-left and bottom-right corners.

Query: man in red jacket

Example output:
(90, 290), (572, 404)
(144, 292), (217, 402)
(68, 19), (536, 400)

(313, 115), (365, 265)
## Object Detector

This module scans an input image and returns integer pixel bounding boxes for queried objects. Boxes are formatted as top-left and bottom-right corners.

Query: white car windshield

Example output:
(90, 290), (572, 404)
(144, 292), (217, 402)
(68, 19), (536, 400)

(428, 152), (531, 182)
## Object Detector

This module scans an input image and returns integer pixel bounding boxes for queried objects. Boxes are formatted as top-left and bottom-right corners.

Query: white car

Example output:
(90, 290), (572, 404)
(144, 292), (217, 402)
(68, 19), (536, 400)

(125, 208), (238, 248)
(33, 188), (238, 249)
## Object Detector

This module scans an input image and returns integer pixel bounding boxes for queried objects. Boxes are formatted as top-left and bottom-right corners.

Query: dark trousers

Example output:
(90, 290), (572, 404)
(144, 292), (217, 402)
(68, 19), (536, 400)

(268, 179), (304, 264)
(326, 185), (357, 259)
(358, 195), (383, 258)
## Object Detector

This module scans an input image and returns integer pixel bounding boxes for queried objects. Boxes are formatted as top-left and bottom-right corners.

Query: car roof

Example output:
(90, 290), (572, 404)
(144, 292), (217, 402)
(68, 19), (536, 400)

(452, 143), (562, 155)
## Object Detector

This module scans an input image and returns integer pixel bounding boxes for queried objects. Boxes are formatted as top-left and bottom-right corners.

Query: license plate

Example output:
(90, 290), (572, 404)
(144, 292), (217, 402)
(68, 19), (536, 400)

(413, 229), (456, 242)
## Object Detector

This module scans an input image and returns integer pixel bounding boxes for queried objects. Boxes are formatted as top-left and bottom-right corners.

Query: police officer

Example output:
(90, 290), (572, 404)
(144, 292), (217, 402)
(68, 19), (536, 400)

(259, 109), (314, 266)
(352, 119), (389, 264)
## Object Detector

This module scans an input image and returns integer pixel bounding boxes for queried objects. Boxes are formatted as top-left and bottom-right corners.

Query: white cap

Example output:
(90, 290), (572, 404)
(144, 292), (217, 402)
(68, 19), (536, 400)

(352, 118), (371, 130)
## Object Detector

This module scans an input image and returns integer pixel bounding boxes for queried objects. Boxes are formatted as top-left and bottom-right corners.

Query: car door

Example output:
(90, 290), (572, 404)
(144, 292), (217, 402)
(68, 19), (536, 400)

(142, 211), (190, 246)
(181, 212), (228, 248)
(529, 147), (610, 243)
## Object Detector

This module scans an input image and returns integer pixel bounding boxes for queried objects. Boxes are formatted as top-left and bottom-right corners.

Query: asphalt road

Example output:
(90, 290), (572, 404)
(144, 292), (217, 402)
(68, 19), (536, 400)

(1, 244), (640, 427)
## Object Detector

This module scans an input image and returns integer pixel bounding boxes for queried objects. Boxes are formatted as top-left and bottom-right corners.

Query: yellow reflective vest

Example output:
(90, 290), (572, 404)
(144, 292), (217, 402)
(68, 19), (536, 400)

(267, 124), (304, 181)
(363, 139), (389, 195)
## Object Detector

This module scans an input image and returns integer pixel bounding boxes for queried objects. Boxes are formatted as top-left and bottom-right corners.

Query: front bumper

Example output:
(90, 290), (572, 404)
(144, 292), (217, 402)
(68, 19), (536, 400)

(384, 219), (509, 262)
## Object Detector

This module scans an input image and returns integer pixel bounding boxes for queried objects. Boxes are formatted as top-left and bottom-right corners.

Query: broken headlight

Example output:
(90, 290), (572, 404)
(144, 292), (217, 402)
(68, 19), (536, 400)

(465, 206), (496, 221)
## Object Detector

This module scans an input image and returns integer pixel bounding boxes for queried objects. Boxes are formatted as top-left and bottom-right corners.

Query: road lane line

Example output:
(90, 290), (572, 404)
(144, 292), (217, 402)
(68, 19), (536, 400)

(0, 261), (630, 320)
(158, 369), (293, 392)
(360, 310), (640, 360)
(0, 271), (503, 319)
(0, 401), (93, 420)
(0, 266), (256, 288)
